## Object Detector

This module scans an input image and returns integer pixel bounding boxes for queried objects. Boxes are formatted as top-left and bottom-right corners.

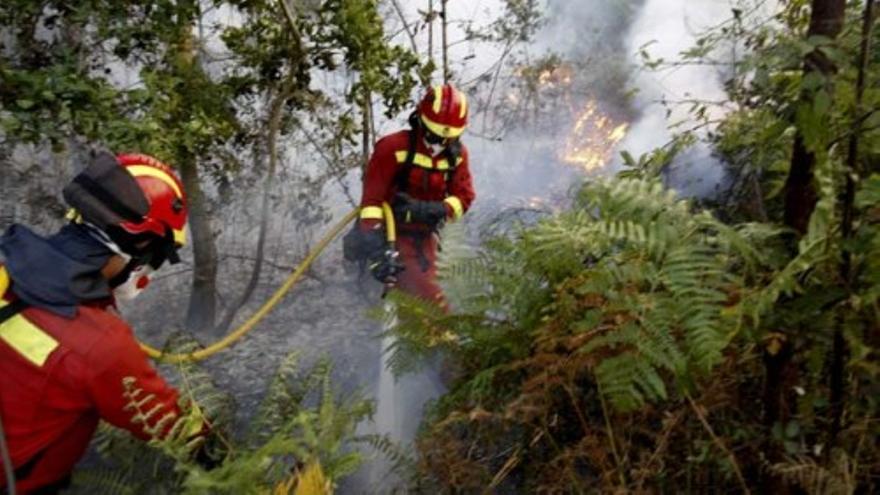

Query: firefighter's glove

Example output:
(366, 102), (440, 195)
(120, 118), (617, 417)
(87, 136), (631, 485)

(368, 248), (405, 284)
(344, 224), (387, 263)
(392, 193), (447, 228)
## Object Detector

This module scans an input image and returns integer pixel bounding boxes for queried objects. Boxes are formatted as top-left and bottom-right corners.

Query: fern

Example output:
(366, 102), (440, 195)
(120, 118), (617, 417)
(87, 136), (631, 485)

(73, 340), (373, 494)
(767, 453), (855, 495)
(390, 177), (761, 415)
(70, 468), (139, 495)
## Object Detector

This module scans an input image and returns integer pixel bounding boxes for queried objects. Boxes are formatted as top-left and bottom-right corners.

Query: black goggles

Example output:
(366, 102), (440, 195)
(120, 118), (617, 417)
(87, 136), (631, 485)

(118, 229), (181, 270)
(146, 230), (182, 269)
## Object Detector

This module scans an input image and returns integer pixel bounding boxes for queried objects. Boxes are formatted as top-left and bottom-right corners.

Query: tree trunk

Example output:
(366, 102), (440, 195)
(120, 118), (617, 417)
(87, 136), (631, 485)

(215, 84), (289, 333)
(765, 1), (846, 491)
(782, 0), (846, 233)
(441, 0), (449, 83)
(180, 158), (218, 334)
(174, 4), (218, 335)
(362, 89), (372, 172)
(830, 0), (874, 450)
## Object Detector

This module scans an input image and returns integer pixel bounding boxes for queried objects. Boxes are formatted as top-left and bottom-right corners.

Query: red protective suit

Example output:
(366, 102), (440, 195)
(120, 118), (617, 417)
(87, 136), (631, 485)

(0, 267), (183, 493)
(359, 129), (476, 306)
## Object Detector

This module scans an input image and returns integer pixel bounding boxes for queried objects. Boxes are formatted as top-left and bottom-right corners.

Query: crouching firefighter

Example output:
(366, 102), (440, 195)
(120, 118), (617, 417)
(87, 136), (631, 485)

(0, 152), (208, 493)
(345, 84), (476, 308)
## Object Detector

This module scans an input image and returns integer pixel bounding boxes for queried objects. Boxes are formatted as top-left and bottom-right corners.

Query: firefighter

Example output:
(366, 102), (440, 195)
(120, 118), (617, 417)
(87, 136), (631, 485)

(353, 84), (476, 307)
(0, 152), (205, 493)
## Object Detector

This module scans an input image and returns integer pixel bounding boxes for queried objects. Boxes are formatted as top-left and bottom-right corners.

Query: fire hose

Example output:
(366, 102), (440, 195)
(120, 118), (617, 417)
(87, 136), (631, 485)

(138, 202), (397, 363)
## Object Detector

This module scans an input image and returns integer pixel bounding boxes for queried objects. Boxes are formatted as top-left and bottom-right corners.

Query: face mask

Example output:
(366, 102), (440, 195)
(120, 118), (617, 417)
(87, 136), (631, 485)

(112, 262), (154, 301)
(424, 137), (446, 157)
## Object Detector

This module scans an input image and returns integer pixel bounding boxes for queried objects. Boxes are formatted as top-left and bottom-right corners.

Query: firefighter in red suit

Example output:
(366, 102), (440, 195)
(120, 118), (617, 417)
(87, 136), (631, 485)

(0, 152), (204, 493)
(356, 84), (476, 308)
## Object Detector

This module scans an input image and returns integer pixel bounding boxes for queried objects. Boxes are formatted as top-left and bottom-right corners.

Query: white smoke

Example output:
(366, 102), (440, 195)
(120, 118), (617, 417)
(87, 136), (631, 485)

(616, 0), (737, 197)
(619, 1), (779, 195)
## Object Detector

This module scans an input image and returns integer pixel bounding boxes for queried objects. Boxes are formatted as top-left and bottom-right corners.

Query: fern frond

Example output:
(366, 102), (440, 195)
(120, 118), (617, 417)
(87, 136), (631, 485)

(594, 355), (667, 411)
(71, 468), (139, 495)
(767, 453), (854, 495)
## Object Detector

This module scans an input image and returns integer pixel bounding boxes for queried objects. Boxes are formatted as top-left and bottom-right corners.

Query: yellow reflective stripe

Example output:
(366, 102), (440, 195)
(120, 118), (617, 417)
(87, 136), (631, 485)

(1, 267), (60, 367)
(360, 206), (384, 220)
(0, 267), (9, 296)
(394, 151), (449, 171)
(444, 196), (464, 220)
(459, 91), (468, 119)
(432, 85), (443, 114)
(172, 228), (186, 246)
(421, 115), (465, 139)
(126, 165), (183, 199)
(0, 306), (59, 368)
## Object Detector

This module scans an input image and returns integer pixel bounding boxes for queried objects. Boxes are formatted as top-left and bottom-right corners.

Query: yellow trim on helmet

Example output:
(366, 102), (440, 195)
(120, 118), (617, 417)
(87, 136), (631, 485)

(421, 114), (465, 139)
(458, 91), (468, 119)
(444, 196), (464, 220)
(432, 85), (443, 114)
(360, 206), (384, 220)
(126, 165), (184, 199)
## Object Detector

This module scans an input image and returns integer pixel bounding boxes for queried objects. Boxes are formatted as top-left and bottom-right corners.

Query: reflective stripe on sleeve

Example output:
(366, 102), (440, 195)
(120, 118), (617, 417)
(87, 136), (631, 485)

(360, 206), (384, 220)
(444, 196), (464, 220)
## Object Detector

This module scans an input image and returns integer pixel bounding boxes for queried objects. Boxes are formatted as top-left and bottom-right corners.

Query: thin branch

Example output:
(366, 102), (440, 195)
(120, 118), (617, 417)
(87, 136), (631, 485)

(596, 381), (627, 489)
(277, 0), (301, 40)
(389, 0), (419, 53)
(831, 0), (874, 450)
(299, 124), (358, 208)
(686, 394), (750, 494)
(479, 40), (515, 135)
(428, 0), (434, 66)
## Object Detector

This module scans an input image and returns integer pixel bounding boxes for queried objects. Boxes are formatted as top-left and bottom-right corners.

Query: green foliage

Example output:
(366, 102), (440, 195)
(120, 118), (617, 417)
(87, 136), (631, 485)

(0, 0), (424, 170)
(73, 347), (376, 495)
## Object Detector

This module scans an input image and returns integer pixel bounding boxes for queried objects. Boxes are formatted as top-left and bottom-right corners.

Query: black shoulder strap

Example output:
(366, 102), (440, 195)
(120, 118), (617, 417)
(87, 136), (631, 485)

(394, 130), (419, 192)
(0, 299), (28, 325)
(393, 131), (461, 195)
(442, 140), (462, 194)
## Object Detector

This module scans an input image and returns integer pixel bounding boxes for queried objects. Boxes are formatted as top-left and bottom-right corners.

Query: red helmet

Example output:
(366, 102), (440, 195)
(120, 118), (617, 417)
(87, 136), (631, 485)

(115, 153), (188, 248)
(418, 84), (468, 139)
(63, 151), (188, 263)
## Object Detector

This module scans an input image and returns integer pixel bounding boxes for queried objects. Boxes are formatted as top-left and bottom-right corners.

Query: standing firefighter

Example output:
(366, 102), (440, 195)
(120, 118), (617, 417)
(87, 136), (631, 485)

(0, 152), (205, 493)
(350, 84), (476, 307)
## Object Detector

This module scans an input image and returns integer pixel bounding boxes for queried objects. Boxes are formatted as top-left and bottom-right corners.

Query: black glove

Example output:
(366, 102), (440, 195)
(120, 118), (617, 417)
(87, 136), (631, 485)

(392, 193), (447, 228)
(343, 224), (387, 263)
(368, 248), (405, 284)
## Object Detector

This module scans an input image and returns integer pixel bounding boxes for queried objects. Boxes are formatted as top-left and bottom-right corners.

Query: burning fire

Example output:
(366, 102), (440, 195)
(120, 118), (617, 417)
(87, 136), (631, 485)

(561, 100), (629, 172)
(535, 65), (573, 89)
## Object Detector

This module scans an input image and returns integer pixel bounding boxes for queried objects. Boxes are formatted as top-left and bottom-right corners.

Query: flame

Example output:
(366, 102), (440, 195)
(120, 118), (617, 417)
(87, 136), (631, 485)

(560, 100), (629, 172)
(536, 65), (573, 89)
(512, 63), (574, 90)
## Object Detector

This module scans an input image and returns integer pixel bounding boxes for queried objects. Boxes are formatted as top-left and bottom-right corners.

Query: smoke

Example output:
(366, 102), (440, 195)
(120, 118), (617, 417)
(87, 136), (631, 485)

(390, 0), (754, 206)
(617, 0), (736, 198)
